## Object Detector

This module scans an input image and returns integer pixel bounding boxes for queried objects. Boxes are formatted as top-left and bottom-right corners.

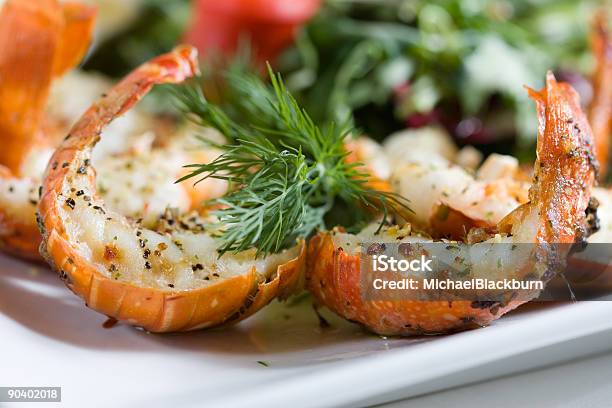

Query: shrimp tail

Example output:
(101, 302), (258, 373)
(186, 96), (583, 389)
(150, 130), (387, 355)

(0, 0), (63, 174)
(53, 2), (98, 77)
(0, 0), (96, 175)
(524, 72), (598, 244)
(588, 11), (612, 179)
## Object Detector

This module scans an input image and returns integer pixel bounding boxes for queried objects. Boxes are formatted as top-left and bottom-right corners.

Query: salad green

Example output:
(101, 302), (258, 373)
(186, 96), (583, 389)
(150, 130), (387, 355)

(278, 0), (602, 157)
(84, 0), (605, 159)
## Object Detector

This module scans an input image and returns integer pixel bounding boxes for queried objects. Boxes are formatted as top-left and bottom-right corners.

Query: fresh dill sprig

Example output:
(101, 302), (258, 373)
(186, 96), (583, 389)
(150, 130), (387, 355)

(175, 64), (410, 257)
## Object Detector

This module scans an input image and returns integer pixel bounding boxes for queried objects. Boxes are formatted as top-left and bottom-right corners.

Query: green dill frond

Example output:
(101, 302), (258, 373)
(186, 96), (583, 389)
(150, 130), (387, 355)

(175, 63), (411, 257)
(173, 83), (245, 143)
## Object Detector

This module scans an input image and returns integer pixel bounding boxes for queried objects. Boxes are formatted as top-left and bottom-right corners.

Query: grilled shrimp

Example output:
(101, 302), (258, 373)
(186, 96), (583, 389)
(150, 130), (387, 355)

(347, 126), (516, 239)
(348, 127), (483, 181)
(38, 46), (305, 333)
(94, 137), (227, 227)
(383, 126), (483, 170)
(0, 1), (225, 260)
(389, 153), (530, 239)
(0, 0), (96, 258)
(307, 73), (597, 336)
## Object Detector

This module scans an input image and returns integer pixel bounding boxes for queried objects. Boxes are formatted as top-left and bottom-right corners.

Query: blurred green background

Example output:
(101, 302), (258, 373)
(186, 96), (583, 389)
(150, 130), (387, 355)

(84, 0), (607, 161)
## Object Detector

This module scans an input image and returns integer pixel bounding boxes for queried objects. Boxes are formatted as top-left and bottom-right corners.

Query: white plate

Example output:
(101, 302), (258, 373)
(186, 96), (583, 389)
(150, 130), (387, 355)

(1, 253), (612, 408)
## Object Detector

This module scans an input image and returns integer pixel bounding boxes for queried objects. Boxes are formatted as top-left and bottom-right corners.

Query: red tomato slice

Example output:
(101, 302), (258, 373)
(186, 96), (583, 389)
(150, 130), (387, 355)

(184, 0), (320, 64)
